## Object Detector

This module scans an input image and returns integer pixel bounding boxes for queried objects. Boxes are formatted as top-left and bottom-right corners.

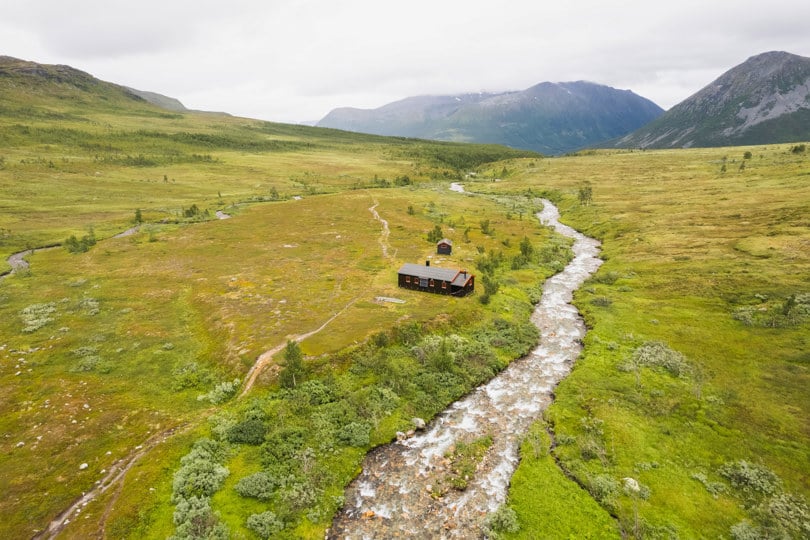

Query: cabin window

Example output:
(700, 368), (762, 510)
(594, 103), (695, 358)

(405, 275), (410, 283)
(429, 279), (435, 287)
(442, 281), (447, 289)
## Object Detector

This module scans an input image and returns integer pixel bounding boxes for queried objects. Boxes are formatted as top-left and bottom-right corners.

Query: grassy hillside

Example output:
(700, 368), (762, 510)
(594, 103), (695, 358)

(0, 58), (549, 539)
(472, 146), (810, 539)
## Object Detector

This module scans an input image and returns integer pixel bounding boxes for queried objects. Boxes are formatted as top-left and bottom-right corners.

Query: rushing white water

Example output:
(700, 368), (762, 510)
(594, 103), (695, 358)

(330, 199), (602, 538)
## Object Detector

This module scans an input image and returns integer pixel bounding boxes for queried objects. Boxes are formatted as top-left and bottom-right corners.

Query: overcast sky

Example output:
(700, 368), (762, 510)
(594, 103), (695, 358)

(2, 0), (809, 123)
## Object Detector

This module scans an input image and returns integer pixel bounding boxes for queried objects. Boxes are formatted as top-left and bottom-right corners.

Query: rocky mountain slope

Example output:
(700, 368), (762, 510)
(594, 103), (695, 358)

(612, 51), (810, 148)
(318, 81), (664, 155)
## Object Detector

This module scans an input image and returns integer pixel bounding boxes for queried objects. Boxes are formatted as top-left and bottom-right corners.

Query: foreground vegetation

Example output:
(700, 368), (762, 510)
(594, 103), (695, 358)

(1, 57), (807, 539)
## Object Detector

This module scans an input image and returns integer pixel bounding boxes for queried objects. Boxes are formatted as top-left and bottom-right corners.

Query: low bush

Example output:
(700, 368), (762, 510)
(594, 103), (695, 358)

(719, 460), (781, 497)
(336, 421), (370, 447)
(234, 471), (279, 501)
(629, 341), (691, 377)
(483, 505), (520, 538)
(246, 511), (284, 539)
(19, 302), (56, 333)
(169, 496), (228, 540)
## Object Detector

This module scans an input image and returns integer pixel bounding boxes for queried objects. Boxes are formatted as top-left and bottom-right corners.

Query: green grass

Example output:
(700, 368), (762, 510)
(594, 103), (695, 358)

(474, 146), (810, 538)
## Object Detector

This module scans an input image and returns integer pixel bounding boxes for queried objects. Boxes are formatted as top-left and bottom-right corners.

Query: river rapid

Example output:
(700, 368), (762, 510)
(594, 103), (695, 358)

(329, 199), (602, 538)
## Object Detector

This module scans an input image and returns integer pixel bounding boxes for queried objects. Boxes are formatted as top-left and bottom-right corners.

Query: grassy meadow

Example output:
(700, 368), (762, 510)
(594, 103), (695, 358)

(1, 59), (808, 539)
(471, 146), (810, 539)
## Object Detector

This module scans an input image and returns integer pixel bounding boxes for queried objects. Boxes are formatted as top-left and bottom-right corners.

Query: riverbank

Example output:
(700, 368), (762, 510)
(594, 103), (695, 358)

(330, 199), (603, 537)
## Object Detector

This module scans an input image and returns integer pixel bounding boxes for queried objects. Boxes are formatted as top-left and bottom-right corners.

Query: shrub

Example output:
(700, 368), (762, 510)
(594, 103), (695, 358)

(172, 439), (230, 502)
(590, 296), (612, 307)
(589, 475), (620, 506)
(172, 457), (230, 501)
(170, 496), (228, 540)
(336, 421), (370, 447)
(427, 224), (443, 243)
(730, 520), (761, 540)
(764, 492), (810, 536)
(198, 379), (240, 404)
(226, 418), (267, 445)
(171, 361), (213, 391)
(20, 302), (57, 333)
(246, 511), (284, 539)
(719, 460), (781, 497)
(630, 341), (691, 377)
(295, 379), (336, 405)
(64, 230), (96, 254)
(261, 427), (307, 468)
(234, 471), (279, 500)
(483, 505), (520, 538)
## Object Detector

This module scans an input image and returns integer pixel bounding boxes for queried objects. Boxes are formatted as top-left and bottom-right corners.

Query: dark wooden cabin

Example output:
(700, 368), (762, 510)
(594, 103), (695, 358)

(397, 261), (474, 296)
(436, 238), (453, 255)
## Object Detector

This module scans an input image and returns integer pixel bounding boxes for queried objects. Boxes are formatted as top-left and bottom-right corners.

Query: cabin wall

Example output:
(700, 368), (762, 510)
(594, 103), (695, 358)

(398, 273), (454, 295)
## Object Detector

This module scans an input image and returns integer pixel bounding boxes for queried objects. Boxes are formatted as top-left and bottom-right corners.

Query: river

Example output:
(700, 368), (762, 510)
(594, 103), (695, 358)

(329, 199), (602, 538)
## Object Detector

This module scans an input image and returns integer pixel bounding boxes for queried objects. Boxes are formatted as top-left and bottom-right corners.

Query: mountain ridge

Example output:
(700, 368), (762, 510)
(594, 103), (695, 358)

(318, 81), (664, 155)
(611, 51), (810, 148)
(0, 55), (187, 114)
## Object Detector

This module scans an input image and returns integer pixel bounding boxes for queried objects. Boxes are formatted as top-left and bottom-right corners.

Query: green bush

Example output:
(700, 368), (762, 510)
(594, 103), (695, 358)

(483, 505), (520, 538)
(719, 460), (781, 497)
(246, 511), (284, 539)
(336, 421), (370, 447)
(170, 496), (228, 540)
(227, 418), (267, 445)
(198, 378), (241, 404)
(234, 471), (279, 500)
(171, 361), (214, 391)
(261, 427), (307, 468)
(630, 341), (691, 377)
(172, 439), (230, 502)
(19, 302), (57, 333)
(172, 456), (230, 501)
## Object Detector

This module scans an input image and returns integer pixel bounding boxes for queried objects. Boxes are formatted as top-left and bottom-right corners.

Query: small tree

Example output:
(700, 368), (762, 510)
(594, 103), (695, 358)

(280, 340), (304, 388)
(427, 224), (443, 243)
(578, 182), (593, 206)
(519, 236), (534, 258)
(134, 208), (143, 223)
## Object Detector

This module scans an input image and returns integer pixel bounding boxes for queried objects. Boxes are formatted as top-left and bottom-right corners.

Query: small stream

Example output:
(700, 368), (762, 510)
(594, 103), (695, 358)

(329, 199), (602, 538)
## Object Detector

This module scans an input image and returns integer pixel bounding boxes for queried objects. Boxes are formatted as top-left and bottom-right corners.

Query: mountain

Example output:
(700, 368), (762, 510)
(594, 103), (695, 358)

(124, 87), (187, 112)
(318, 82), (664, 155)
(612, 51), (810, 149)
(0, 55), (185, 115)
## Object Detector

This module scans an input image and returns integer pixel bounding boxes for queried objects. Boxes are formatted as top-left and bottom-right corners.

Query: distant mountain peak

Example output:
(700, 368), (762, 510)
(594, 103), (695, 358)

(318, 81), (663, 155)
(613, 50), (810, 148)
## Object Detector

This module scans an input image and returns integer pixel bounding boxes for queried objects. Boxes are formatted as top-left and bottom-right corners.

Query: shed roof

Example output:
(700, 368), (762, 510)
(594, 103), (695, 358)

(437, 238), (453, 245)
(398, 263), (472, 287)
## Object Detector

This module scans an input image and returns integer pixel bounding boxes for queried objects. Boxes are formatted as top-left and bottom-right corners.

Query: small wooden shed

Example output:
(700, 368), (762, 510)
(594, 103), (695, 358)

(397, 261), (474, 297)
(436, 238), (453, 255)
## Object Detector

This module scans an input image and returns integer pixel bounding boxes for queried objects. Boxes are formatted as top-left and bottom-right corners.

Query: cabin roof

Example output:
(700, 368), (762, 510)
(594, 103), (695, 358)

(437, 238), (453, 245)
(397, 263), (472, 287)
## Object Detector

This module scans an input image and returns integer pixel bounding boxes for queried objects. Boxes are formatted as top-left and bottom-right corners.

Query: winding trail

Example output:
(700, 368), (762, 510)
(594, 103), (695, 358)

(329, 199), (602, 538)
(368, 200), (393, 260)
(240, 297), (359, 397)
(34, 424), (191, 540)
